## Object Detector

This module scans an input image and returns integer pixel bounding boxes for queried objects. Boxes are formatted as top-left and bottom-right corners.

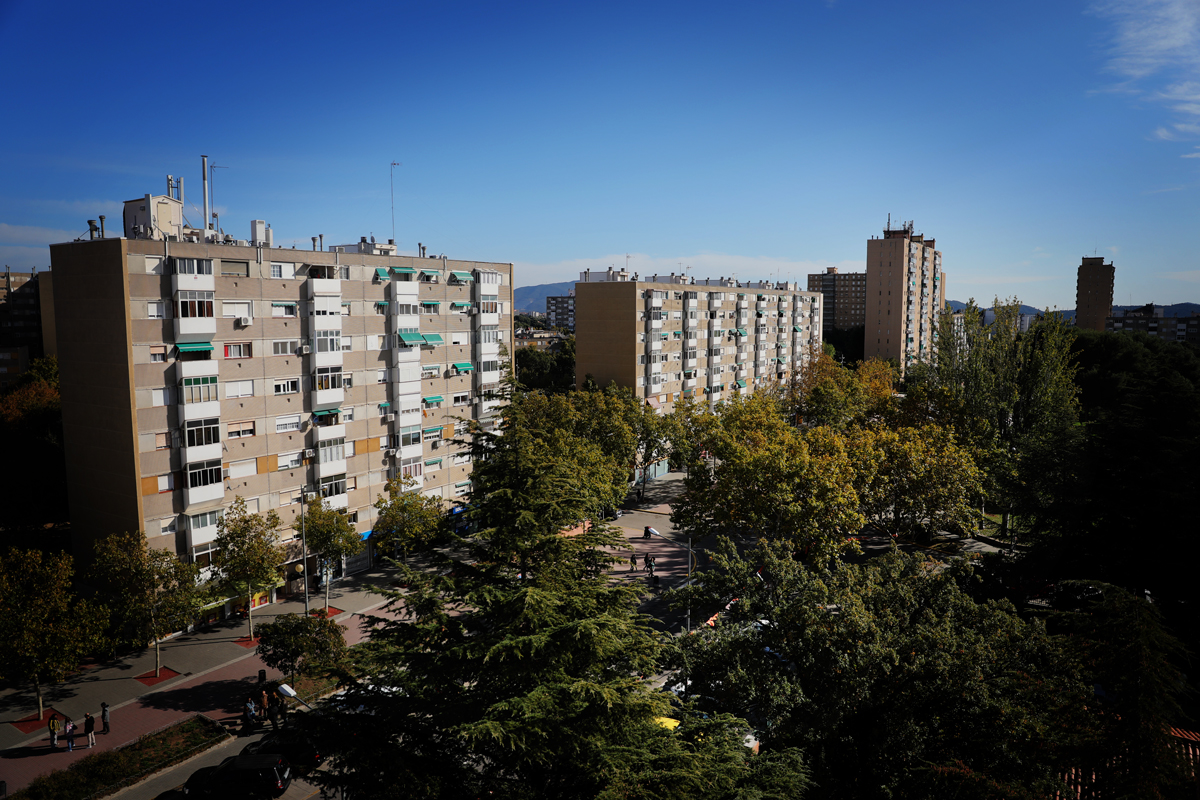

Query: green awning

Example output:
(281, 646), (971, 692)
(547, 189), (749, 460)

(398, 332), (424, 345)
(450, 271), (474, 281)
(453, 362), (474, 372)
(378, 402), (390, 408)
(422, 333), (444, 345)
(313, 408), (341, 417)
(391, 267), (417, 275)
(176, 341), (214, 352)
(374, 268), (390, 280)
(450, 301), (471, 308)
(660, 332), (669, 339)
(421, 300), (441, 305)
(736, 379), (747, 388)
(420, 269), (442, 276)
(736, 328), (748, 336)
(376, 300), (389, 306)
(792, 325), (802, 332)
(423, 427), (443, 435)
(271, 302), (295, 307)
(423, 395), (444, 404)
(425, 458), (443, 466)
(455, 481), (471, 488)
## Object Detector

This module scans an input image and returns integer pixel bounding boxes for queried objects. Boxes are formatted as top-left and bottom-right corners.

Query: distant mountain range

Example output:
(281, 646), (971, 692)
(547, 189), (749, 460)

(946, 301), (1200, 320)
(514, 281), (575, 312)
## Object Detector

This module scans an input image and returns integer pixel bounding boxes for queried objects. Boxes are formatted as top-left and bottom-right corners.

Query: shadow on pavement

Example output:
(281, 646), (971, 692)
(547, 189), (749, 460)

(140, 677), (263, 715)
(1, 741), (60, 760)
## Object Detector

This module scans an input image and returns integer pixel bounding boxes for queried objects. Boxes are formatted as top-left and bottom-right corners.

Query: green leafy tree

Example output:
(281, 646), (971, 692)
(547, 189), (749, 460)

(672, 393), (863, 565)
(210, 496), (286, 638)
(372, 475), (445, 559)
(668, 540), (1098, 799)
(91, 531), (201, 676)
(0, 548), (106, 719)
(515, 335), (576, 393)
(256, 612), (347, 685)
(298, 497), (362, 612)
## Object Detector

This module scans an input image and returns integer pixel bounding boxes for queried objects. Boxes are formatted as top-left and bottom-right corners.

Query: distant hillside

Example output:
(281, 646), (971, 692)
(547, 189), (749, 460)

(946, 301), (1198, 320)
(514, 281), (575, 313)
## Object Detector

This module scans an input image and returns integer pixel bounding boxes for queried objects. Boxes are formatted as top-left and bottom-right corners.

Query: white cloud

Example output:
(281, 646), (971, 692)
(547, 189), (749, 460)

(0, 245), (53, 268)
(0, 222), (80, 246)
(1092, 1), (1200, 140)
(512, 252), (862, 289)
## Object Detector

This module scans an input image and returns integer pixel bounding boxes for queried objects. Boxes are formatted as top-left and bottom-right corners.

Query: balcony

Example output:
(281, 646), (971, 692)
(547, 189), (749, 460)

(389, 280), (419, 300)
(309, 278), (340, 298)
(172, 273), (214, 294)
(182, 442), (222, 464)
(475, 369), (501, 388)
(392, 314), (420, 333)
(316, 423), (345, 441)
(737, 300), (748, 309)
(684, 358), (697, 369)
(325, 493), (349, 511)
(393, 346), (421, 367)
(708, 298), (722, 311)
(649, 338), (662, 352)
(312, 313), (343, 332)
(648, 318), (663, 330)
(174, 315), (216, 343)
(178, 360), (218, 380)
(312, 350), (343, 369)
(312, 387), (344, 409)
(647, 296), (663, 308)
(478, 312), (499, 327)
(686, 299), (697, 308)
(683, 377), (697, 389)
(318, 458), (346, 479)
(650, 363), (662, 375)
(178, 400), (220, 424)
(185, 481), (224, 508)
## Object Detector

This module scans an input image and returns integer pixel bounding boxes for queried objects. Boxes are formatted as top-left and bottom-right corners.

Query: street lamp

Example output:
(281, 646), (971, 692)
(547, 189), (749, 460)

(649, 529), (695, 633)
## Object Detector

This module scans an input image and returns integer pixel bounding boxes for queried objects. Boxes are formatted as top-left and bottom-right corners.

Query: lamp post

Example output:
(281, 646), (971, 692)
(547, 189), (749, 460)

(300, 489), (310, 616)
(649, 529), (695, 633)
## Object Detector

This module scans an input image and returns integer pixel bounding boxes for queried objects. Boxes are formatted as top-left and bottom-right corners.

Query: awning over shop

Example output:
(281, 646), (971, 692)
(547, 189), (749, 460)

(176, 342), (213, 352)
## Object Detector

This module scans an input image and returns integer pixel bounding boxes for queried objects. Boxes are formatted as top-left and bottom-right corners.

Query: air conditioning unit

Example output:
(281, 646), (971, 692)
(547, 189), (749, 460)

(299, 345), (311, 354)
(431, 439), (440, 449)
(384, 413), (395, 422)
(384, 448), (397, 457)
(238, 316), (252, 327)
(303, 449), (315, 458)
(304, 491), (318, 501)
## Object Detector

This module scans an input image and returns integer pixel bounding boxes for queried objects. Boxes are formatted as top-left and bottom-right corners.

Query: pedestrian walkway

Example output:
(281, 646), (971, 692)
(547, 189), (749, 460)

(0, 562), (412, 795)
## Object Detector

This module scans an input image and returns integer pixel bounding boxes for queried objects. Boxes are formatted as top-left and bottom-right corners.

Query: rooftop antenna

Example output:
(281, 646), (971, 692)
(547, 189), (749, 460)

(390, 161), (402, 245)
(625, 253), (631, 272)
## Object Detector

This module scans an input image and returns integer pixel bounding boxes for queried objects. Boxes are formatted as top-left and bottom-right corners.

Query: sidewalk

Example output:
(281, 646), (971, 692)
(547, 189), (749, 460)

(0, 562), (410, 794)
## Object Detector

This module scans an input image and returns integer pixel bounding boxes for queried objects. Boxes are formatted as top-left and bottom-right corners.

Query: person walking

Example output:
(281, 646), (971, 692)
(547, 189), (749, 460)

(643, 526), (651, 539)
(243, 696), (257, 735)
(48, 712), (60, 750)
(259, 688), (270, 721)
(267, 701), (281, 732)
(84, 711), (96, 748)
(100, 702), (110, 734)
(648, 555), (656, 577)
(276, 690), (289, 726)
(64, 717), (75, 752)
(630, 553), (638, 572)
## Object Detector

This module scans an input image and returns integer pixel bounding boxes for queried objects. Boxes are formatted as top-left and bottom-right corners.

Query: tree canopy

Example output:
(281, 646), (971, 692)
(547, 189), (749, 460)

(210, 497), (286, 638)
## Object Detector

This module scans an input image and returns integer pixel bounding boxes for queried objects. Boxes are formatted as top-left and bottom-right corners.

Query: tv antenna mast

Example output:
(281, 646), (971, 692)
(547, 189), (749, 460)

(390, 161), (402, 244)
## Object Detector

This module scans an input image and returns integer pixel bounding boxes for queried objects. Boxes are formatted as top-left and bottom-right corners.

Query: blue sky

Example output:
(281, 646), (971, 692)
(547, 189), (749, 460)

(1, 0), (1197, 309)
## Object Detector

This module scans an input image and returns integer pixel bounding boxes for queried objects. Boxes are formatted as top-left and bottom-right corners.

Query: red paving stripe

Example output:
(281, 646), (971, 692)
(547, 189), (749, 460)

(233, 636), (261, 648)
(9, 708), (64, 734)
(134, 667), (182, 686)
(311, 606), (344, 617)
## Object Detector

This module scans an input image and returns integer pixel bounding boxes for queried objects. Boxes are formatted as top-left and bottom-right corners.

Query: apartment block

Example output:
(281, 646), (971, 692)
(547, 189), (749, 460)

(574, 268), (822, 414)
(546, 291), (575, 331)
(806, 267), (867, 331)
(1076, 256), (1115, 332)
(47, 197), (513, 580)
(1107, 304), (1200, 344)
(864, 220), (945, 369)
(0, 266), (45, 366)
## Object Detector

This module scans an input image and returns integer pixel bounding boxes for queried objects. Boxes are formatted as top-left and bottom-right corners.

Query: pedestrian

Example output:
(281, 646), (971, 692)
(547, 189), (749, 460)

(100, 702), (110, 734)
(630, 553), (638, 572)
(65, 717), (75, 752)
(84, 711), (96, 748)
(243, 696), (257, 735)
(259, 688), (270, 720)
(48, 712), (60, 750)
(648, 556), (655, 576)
(276, 691), (289, 725)
(643, 526), (651, 539)
(267, 702), (280, 732)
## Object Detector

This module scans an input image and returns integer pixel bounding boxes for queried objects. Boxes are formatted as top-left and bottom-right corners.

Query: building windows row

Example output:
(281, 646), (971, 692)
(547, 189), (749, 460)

(185, 418), (220, 447)
(187, 459), (222, 489)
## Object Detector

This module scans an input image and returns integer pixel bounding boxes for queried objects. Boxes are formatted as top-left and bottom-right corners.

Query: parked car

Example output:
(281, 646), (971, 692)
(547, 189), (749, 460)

(241, 730), (323, 774)
(183, 753), (292, 797)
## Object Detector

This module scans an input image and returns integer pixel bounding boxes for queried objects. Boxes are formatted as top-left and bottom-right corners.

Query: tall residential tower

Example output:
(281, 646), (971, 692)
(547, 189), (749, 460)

(1075, 256), (1115, 332)
(863, 220), (945, 370)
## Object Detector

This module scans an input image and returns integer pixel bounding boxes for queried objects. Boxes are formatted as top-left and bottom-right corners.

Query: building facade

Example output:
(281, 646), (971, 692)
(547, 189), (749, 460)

(48, 203), (513, 576)
(1075, 256), (1115, 332)
(0, 267), (45, 379)
(574, 268), (822, 414)
(806, 267), (867, 332)
(1107, 304), (1200, 344)
(546, 291), (575, 331)
(863, 220), (946, 369)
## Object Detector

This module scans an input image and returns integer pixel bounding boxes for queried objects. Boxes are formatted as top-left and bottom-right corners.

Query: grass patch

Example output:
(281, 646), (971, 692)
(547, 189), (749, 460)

(11, 714), (228, 800)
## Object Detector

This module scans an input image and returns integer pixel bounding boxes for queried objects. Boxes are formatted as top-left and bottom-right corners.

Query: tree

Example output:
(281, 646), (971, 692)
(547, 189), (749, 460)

(91, 531), (201, 676)
(256, 612), (347, 685)
(844, 424), (983, 543)
(298, 498), (362, 612)
(671, 393), (863, 565)
(515, 335), (576, 393)
(668, 540), (1098, 799)
(372, 475), (445, 559)
(0, 548), (106, 719)
(210, 496), (286, 639)
(0, 356), (67, 534)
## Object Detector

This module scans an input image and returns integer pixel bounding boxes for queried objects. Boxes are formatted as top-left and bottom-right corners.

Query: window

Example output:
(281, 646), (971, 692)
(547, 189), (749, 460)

(281, 488), (303, 505)
(278, 451), (302, 471)
(225, 380), (253, 398)
(314, 366), (343, 391)
(341, 302), (351, 316)
(181, 376), (218, 404)
(342, 336), (353, 352)
(190, 509), (220, 531)
(185, 418), (220, 448)
(274, 378), (300, 396)
(320, 473), (347, 498)
(451, 331), (468, 346)
(376, 369), (389, 383)
(454, 481), (470, 497)
(160, 517), (178, 536)
(319, 437), (345, 463)
(187, 459), (222, 488)
(155, 432), (172, 450)
(224, 342), (252, 359)
(175, 258), (213, 275)
(400, 425), (421, 447)
(453, 452), (471, 466)
(227, 420), (255, 439)
(221, 260), (250, 277)
(339, 266), (350, 280)
(157, 473), (175, 493)
(426, 458), (442, 473)
(478, 295), (498, 314)
(420, 302), (439, 315)
(176, 290), (214, 318)
(477, 325), (500, 344)
(423, 397), (442, 409)
(342, 406), (355, 422)
(480, 360), (499, 373)
(227, 458), (256, 480)
(273, 339), (300, 356)
(455, 421), (469, 436)
(400, 456), (423, 479)
(270, 262), (295, 279)
(453, 392), (470, 406)
(394, 303), (419, 316)
(342, 372), (353, 388)
(222, 301), (251, 319)
(315, 330), (341, 353)
(272, 303), (297, 318)
(150, 345), (167, 363)
(148, 301), (165, 319)
(145, 256), (164, 275)
(422, 363), (441, 378)
(276, 415), (301, 433)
